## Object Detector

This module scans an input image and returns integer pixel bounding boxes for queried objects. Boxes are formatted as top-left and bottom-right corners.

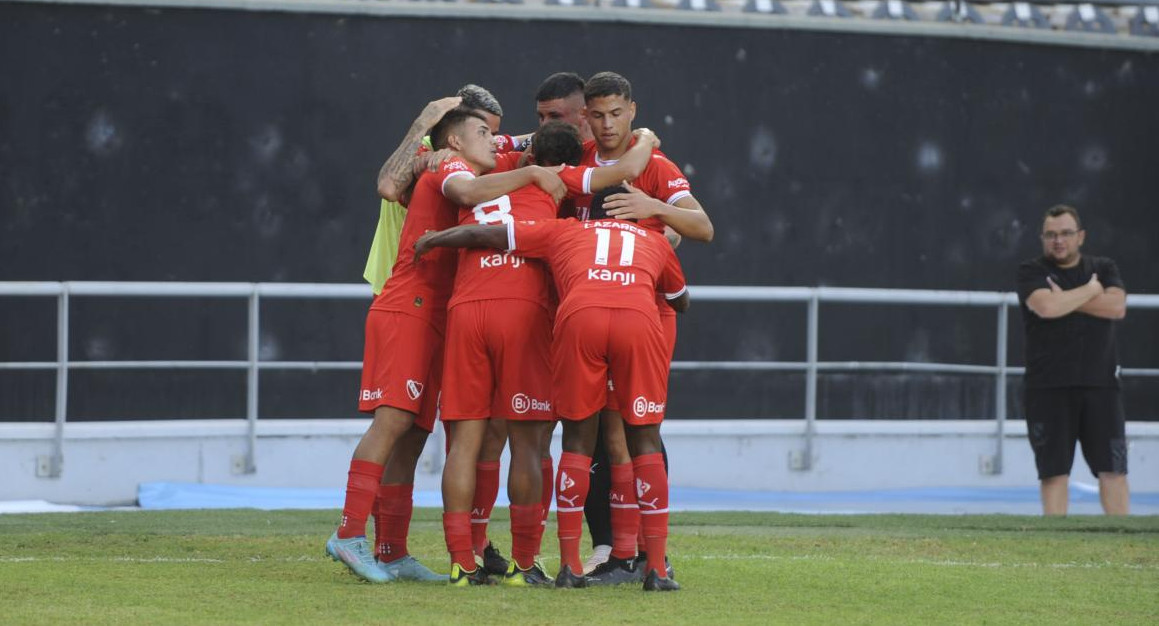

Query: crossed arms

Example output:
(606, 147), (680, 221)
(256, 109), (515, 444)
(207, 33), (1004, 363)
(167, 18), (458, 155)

(1025, 273), (1126, 320)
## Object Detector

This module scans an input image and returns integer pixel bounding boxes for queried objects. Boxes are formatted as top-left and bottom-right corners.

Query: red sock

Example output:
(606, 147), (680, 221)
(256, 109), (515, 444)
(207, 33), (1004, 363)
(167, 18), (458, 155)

(443, 511), (475, 571)
(373, 483), (413, 562)
(538, 456), (554, 549)
(510, 503), (544, 570)
(555, 452), (591, 574)
(633, 453), (670, 577)
(609, 462), (640, 560)
(471, 460), (501, 555)
(540, 456), (554, 523)
(337, 459), (384, 539)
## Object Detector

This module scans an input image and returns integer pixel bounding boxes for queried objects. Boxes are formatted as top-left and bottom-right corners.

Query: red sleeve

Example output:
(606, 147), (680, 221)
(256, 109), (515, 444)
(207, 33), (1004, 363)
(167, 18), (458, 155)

(508, 219), (563, 260)
(656, 246), (687, 299)
(638, 155), (692, 205)
(433, 156), (476, 198)
(493, 135), (526, 154)
(491, 152), (523, 173)
(559, 165), (592, 198)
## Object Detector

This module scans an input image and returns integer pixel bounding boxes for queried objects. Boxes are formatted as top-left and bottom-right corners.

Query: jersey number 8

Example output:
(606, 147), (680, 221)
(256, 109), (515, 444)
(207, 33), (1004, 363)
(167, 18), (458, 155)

(473, 195), (514, 225)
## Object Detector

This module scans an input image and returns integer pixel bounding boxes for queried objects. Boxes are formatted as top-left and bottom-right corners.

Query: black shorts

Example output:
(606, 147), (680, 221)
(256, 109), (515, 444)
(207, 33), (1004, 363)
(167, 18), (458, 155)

(1024, 387), (1127, 480)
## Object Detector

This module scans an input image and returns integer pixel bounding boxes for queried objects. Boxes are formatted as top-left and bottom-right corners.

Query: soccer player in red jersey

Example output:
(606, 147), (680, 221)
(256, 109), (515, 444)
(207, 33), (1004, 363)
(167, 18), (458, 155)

(566, 72), (716, 584)
(440, 121), (661, 586)
(325, 105), (564, 584)
(369, 86), (529, 579)
(415, 185), (688, 592)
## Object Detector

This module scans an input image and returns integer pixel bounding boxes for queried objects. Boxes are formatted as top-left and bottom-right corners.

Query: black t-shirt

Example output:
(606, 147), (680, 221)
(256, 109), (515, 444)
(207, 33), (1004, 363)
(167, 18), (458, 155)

(1017, 255), (1124, 389)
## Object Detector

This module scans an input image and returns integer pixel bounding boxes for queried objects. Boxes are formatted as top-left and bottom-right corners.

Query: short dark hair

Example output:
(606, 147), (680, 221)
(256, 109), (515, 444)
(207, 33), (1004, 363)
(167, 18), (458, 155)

(584, 71), (632, 103)
(589, 185), (631, 222)
(536, 72), (585, 102)
(430, 107), (487, 151)
(457, 84), (503, 117)
(1044, 204), (1082, 230)
(530, 121), (582, 167)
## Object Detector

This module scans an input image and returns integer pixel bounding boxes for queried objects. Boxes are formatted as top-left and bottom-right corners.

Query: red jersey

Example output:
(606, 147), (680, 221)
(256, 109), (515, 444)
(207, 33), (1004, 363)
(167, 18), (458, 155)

(572, 139), (692, 234)
(449, 160), (597, 310)
(507, 218), (687, 327)
(371, 156), (474, 329)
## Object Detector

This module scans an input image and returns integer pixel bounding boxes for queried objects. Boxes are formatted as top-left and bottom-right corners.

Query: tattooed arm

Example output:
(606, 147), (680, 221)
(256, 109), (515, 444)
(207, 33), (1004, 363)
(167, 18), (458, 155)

(376, 96), (462, 203)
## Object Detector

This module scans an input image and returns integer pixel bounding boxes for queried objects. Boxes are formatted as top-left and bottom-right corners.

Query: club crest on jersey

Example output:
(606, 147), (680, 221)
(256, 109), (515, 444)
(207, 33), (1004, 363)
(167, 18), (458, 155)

(406, 379), (424, 401)
(588, 268), (636, 286)
(636, 477), (652, 498)
(632, 395), (665, 418)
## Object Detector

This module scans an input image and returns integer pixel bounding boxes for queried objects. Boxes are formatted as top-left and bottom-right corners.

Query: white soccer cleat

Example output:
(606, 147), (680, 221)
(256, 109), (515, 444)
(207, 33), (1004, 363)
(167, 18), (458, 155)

(582, 544), (612, 575)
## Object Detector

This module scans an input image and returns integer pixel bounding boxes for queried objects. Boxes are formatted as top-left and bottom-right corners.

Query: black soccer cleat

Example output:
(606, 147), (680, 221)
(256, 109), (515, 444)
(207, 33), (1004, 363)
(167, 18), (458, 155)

(642, 568), (681, 592)
(482, 542), (510, 577)
(634, 553), (675, 580)
(586, 556), (643, 586)
(553, 564), (589, 589)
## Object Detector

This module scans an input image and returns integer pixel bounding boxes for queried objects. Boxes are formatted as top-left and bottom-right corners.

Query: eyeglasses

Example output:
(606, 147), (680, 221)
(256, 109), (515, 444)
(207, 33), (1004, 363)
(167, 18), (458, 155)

(1041, 230), (1079, 241)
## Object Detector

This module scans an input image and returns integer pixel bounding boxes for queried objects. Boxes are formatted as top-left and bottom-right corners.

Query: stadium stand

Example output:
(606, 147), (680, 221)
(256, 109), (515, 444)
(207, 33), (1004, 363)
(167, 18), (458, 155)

(1001, 1), (1054, 27)
(678, 0), (724, 10)
(1063, 2), (1118, 31)
(1129, 3), (1159, 34)
(870, 0), (920, 19)
(744, 0), (790, 13)
(935, 0), (985, 23)
(807, 0), (855, 16)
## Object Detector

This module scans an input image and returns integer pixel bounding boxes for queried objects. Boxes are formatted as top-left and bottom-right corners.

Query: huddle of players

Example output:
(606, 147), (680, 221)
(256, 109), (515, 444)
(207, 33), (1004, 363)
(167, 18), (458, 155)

(325, 72), (714, 592)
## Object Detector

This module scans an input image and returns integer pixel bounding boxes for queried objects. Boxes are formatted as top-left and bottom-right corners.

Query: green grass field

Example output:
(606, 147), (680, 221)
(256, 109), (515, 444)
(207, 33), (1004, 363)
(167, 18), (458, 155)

(1, 509), (1157, 624)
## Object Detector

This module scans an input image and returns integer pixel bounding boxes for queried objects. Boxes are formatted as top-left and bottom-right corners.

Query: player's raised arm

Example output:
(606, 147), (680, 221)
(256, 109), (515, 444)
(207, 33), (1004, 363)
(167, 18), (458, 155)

(377, 96), (462, 202)
(414, 224), (508, 261)
(603, 182), (714, 243)
(444, 165), (566, 207)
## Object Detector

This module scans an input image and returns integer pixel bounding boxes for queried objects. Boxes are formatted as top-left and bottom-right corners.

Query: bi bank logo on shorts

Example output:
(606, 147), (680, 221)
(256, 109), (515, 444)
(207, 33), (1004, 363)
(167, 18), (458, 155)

(406, 380), (424, 401)
(632, 395), (665, 419)
(360, 388), (383, 402)
(511, 393), (551, 414)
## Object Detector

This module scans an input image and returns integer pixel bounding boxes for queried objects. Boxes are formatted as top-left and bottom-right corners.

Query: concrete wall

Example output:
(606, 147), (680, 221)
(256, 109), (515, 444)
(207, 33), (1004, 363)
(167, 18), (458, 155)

(2, 419), (1156, 505)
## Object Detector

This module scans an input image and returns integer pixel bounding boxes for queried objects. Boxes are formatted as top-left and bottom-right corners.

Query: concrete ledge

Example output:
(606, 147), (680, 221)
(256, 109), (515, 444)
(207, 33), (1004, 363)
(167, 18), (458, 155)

(2, 419), (1156, 505)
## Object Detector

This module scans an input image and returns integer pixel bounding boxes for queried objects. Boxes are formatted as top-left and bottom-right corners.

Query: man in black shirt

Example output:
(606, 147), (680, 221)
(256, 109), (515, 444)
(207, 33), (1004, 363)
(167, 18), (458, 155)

(1017, 204), (1129, 515)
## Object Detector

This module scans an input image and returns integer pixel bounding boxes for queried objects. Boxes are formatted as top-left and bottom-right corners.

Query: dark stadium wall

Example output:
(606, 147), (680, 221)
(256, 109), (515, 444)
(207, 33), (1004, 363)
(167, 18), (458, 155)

(2, 3), (1157, 422)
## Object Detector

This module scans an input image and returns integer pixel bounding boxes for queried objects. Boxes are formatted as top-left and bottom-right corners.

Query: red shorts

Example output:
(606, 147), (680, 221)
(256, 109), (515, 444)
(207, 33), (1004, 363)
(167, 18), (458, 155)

(553, 307), (670, 425)
(605, 307), (676, 412)
(358, 310), (443, 432)
(441, 299), (554, 421)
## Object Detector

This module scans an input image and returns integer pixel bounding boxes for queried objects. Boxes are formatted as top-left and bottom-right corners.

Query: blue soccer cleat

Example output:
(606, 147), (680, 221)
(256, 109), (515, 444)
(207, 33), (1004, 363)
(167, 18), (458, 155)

(325, 532), (394, 583)
(377, 555), (448, 582)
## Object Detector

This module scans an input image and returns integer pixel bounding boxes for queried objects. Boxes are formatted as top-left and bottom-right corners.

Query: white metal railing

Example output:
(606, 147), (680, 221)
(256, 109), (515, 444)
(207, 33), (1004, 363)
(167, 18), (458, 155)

(2, 282), (1156, 478)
